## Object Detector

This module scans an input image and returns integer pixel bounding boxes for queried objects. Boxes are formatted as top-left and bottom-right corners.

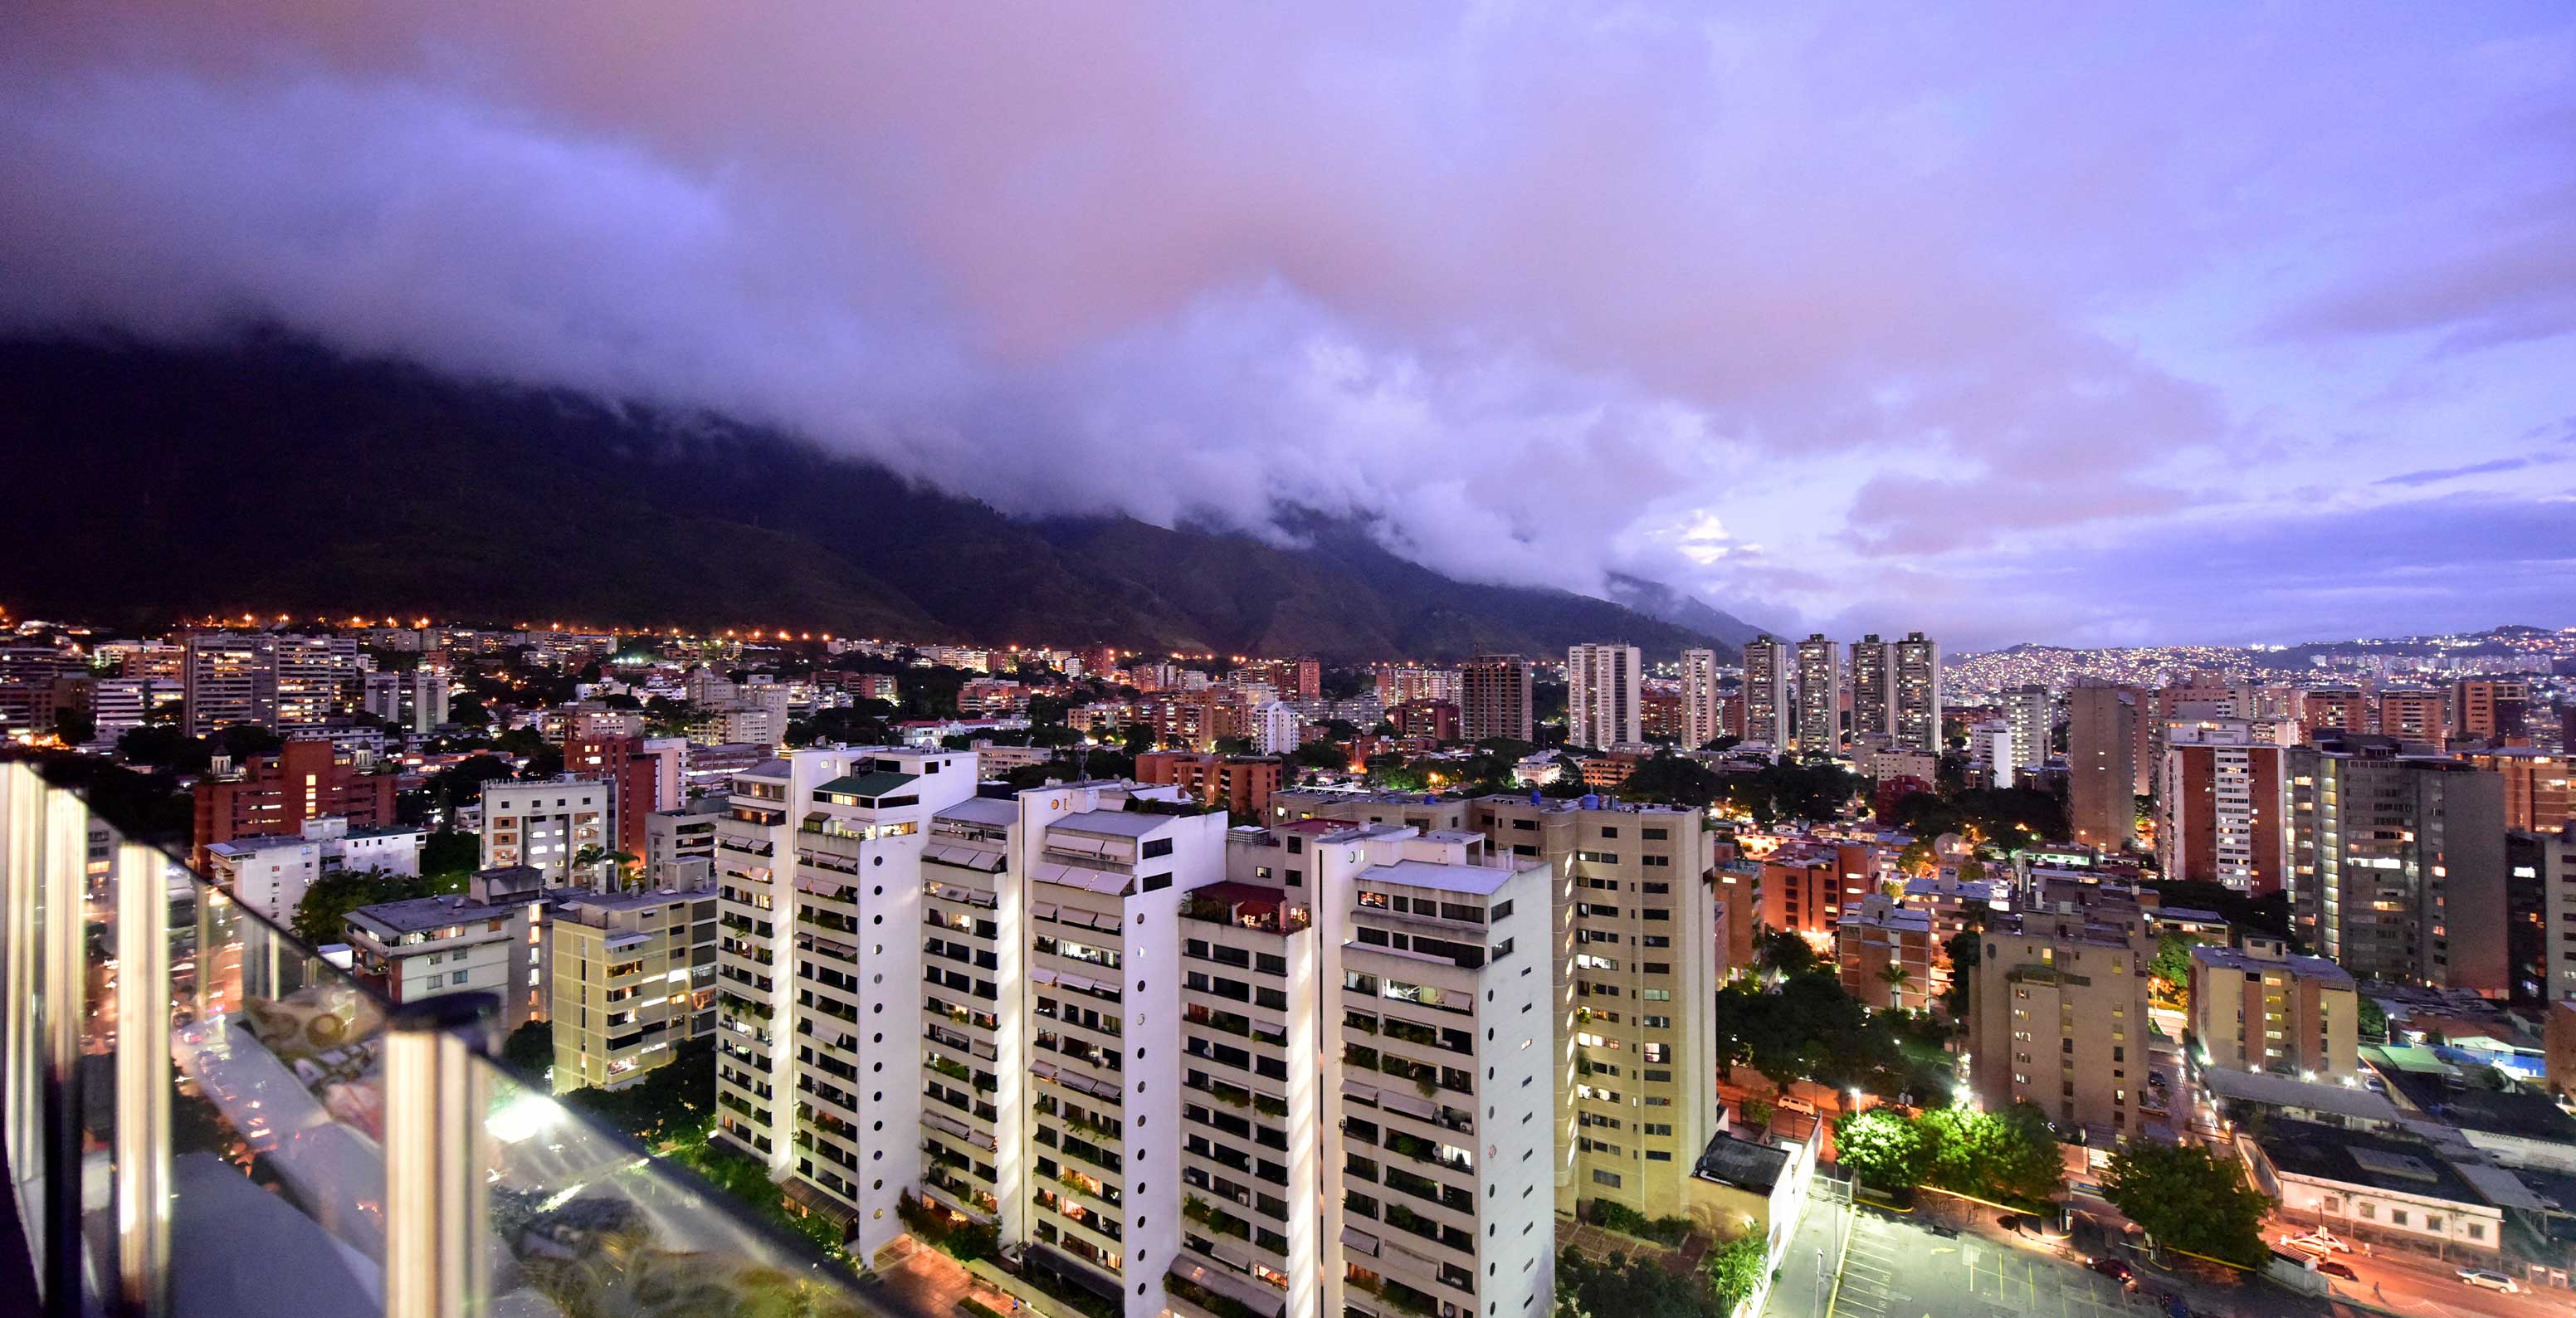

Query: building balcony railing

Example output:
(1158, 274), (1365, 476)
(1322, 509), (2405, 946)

(0, 757), (889, 1318)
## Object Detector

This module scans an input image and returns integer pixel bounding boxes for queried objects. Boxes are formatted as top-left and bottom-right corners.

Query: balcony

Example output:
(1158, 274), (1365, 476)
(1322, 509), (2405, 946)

(0, 757), (884, 1318)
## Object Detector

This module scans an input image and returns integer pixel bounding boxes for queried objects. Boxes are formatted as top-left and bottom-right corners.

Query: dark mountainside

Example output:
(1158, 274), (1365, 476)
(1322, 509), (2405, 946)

(0, 335), (1759, 661)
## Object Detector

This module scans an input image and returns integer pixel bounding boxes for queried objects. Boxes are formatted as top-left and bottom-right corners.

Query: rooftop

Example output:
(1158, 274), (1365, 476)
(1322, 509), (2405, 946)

(2192, 945), (2354, 987)
(2199, 1067), (2403, 1125)
(1051, 808), (1171, 838)
(814, 770), (918, 799)
(2255, 1118), (2489, 1208)
(1692, 1131), (1793, 1192)
(347, 893), (526, 936)
(555, 885), (715, 915)
(934, 796), (1020, 827)
(1358, 857), (1527, 897)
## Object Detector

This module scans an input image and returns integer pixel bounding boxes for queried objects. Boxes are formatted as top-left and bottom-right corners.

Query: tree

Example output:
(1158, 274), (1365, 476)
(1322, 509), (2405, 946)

(1701, 1233), (1768, 1313)
(2356, 994), (2387, 1043)
(1919, 1103), (2065, 1207)
(1552, 1247), (1724, 1318)
(290, 868), (429, 947)
(2148, 934), (2198, 1011)
(2102, 1143), (2274, 1268)
(1835, 1109), (1934, 1191)
(1942, 929), (1981, 1020)
(1292, 740), (1349, 770)
(421, 830), (479, 891)
(1755, 930), (1820, 979)
(500, 1019), (554, 1077)
(54, 708), (95, 746)
(1877, 963), (1914, 1009)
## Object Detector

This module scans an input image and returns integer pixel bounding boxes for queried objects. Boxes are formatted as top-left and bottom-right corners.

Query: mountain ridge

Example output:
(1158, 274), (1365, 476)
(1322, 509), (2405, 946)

(0, 335), (1755, 662)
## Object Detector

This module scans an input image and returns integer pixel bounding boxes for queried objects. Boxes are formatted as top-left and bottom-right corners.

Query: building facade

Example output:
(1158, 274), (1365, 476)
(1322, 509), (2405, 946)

(1893, 632), (1942, 754)
(1679, 648), (1724, 751)
(1739, 637), (1791, 751)
(1565, 644), (1642, 752)
(549, 885), (719, 1091)
(2290, 736), (2509, 995)
(1793, 635), (1842, 756)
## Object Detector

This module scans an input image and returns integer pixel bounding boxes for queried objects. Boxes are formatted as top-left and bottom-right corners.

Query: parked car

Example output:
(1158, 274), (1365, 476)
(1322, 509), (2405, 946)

(2088, 1257), (2135, 1286)
(2456, 1268), (2520, 1293)
(2316, 1261), (2358, 1281)
(2281, 1229), (2350, 1254)
(2156, 1295), (2191, 1318)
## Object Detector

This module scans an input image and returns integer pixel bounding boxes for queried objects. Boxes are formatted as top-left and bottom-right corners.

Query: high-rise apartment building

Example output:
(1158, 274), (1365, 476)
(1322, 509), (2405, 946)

(2004, 685), (2052, 774)
(2542, 827), (2576, 1003)
(2301, 688), (2367, 740)
(1374, 666), (1463, 708)
(2452, 678), (2531, 745)
(1565, 643), (1642, 751)
(2066, 684), (2139, 851)
(549, 884), (719, 1092)
(712, 747), (987, 1257)
(1459, 655), (1534, 744)
(1793, 635), (1842, 755)
(480, 776), (612, 887)
(273, 632), (363, 729)
(2158, 719), (2297, 896)
(1679, 648), (1724, 750)
(2377, 690), (2446, 746)
(2290, 735), (2508, 995)
(412, 669), (451, 731)
(1739, 637), (1791, 750)
(2466, 749), (2571, 833)
(1837, 895), (1936, 1013)
(362, 671), (404, 723)
(1464, 794), (1723, 1222)
(183, 632), (278, 735)
(1969, 906), (2157, 1137)
(1894, 632), (1943, 754)
(1849, 636), (1895, 744)
(2187, 940), (2358, 1081)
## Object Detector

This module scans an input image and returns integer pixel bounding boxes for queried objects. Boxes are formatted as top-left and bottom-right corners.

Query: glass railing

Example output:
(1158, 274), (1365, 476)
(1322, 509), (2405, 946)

(0, 758), (881, 1318)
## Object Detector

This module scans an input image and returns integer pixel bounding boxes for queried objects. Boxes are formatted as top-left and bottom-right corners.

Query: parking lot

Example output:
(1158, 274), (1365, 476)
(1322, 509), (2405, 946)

(1827, 1208), (2159, 1318)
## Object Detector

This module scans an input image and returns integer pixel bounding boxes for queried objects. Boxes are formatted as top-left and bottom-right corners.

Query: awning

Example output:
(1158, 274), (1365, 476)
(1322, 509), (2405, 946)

(1342, 1079), (1382, 1106)
(1029, 968), (1060, 986)
(1167, 1260), (1288, 1318)
(1339, 1226), (1380, 1257)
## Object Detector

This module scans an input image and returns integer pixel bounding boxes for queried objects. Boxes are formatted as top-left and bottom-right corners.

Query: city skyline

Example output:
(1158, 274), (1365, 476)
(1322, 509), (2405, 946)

(2, 6), (2570, 650)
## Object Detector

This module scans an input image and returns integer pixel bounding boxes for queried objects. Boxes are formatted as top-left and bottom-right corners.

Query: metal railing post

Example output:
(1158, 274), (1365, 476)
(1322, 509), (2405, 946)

(383, 992), (498, 1318)
(38, 781), (90, 1316)
(113, 839), (171, 1318)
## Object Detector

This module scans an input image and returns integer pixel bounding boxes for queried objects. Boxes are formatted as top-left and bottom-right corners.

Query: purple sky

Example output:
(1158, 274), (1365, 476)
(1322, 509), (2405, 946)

(3, 5), (2569, 649)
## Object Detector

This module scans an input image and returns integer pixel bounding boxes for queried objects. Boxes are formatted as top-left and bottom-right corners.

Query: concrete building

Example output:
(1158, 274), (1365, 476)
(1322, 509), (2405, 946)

(1254, 701), (1301, 756)
(1849, 636), (1895, 745)
(1793, 635), (1842, 756)
(2159, 719), (2295, 896)
(2541, 828), (2576, 1005)
(271, 632), (364, 730)
(362, 670), (404, 724)
(2004, 685), (2052, 775)
(2187, 940), (2358, 1081)
(549, 884), (718, 1092)
(1680, 648), (1724, 750)
(344, 865), (553, 1032)
(1974, 720), (2016, 788)
(86, 676), (177, 749)
(1969, 906), (2159, 1139)
(1893, 632), (1943, 754)
(564, 731), (666, 859)
(479, 775), (612, 887)
(643, 797), (724, 884)
(2302, 688), (2368, 740)
(1389, 699), (1462, 744)
(1466, 793), (1724, 1222)
(2291, 735), (2509, 995)
(2451, 677), (2530, 745)
(2466, 749), (2570, 833)
(182, 631), (278, 735)
(202, 814), (426, 926)
(411, 669), (451, 732)
(710, 746), (985, 1257)
(1320, 833), (1554, 1318)
(2066, 684), (2139, 852)
(2243, 1120), (2506, 1262)
(1837, 894), (1936, 1012)
(1566, 643), (1642, 751)
(2377, 690), (2446, 747)
(1375, 666), (1462, 709)
(1136, 750), (1285, 818)
(1740, 637), (1792, 752)
(190, 737), (399, 866)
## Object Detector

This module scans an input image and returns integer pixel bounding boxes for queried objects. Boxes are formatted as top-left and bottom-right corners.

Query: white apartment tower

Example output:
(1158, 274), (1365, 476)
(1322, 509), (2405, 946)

(1793, 635), (1842, 756)
(1849, 636), (1895, 743)
(1679, 648), (1724, 751)
(2005, 685), (2052, 774)
(1739, 637), (1791, 750)
(480, 776), (610, 886)
(183, 632), (278, 735)
(1565, 644), (1642, 752)
(1894, 632), (1943, 754)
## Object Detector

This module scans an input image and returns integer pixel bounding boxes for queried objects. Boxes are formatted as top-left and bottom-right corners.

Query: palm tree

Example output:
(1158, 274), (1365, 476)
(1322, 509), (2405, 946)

(1879, 963), (1914, 1010)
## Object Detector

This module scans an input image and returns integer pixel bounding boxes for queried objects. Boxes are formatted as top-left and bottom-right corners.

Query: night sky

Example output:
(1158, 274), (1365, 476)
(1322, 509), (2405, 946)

(3, 4), (2569, 647)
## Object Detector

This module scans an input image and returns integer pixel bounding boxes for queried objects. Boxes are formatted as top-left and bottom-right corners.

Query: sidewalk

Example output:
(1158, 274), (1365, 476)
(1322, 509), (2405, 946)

(1759, 1179), (1852, 1318)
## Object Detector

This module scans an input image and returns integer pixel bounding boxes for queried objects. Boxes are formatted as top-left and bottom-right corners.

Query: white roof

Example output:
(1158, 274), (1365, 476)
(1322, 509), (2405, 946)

(1052, 808), (1169, 838)
(936, 797), (1020, 827)
(1362, 858), (1525, 897)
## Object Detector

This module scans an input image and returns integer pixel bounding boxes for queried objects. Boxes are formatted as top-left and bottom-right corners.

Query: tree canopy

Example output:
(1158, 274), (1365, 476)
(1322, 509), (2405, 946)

(2101, 1143), (2273, 1268)
(1553, 1247), (1725, 1318)
(1834, 1103), (2066, 1209)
